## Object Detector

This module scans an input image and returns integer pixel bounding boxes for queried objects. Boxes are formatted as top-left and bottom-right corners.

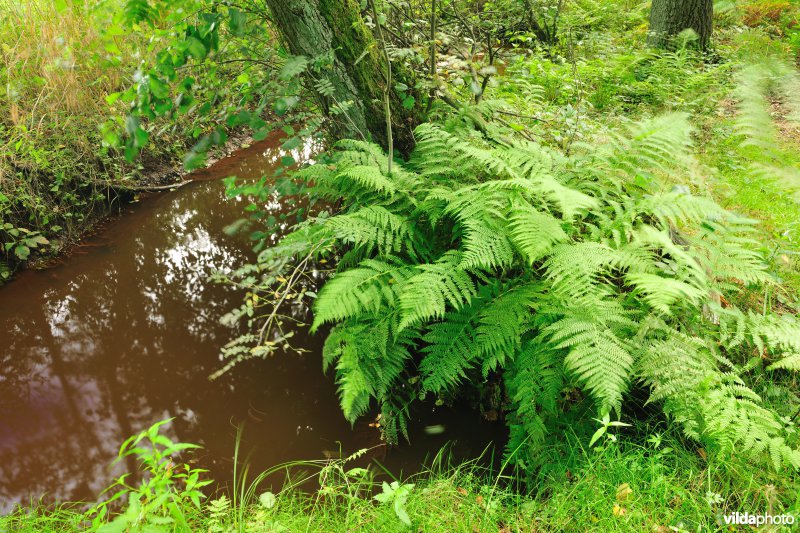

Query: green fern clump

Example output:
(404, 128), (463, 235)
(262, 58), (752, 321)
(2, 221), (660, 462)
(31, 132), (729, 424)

(242, 114), (800, 472)
(733, 59), (800, 202)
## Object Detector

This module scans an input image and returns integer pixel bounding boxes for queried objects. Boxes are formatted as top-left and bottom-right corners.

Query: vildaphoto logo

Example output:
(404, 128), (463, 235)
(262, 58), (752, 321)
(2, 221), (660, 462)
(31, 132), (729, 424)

(722, 512), (795, 526)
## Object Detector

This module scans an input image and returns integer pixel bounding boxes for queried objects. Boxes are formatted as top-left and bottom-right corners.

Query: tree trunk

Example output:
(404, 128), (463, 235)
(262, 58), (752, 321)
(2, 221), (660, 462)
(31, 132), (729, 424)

(265, 0), (418, 155)
(647, 0), (713, 50)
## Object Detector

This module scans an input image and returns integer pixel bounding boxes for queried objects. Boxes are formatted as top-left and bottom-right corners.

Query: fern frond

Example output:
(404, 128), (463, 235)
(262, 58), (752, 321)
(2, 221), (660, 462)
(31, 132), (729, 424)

(338, 165), (396, 196)
(625, 273), (706, 315)
(507, 203), (568, 264)
(312, 260), (413, 331)
(505, 341), (564, 467)
(326, 206), (424, 258)
(476, 283), (540, 376)
(419, 296), (485, 393)
(398, 251), (476, 330)
(544, 312), (635, 413)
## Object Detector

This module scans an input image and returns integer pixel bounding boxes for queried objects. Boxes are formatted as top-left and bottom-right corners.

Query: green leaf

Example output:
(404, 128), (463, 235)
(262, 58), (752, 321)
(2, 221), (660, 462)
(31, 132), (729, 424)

(184, 151), (207, 170)
(186, 37), (207, 60)
(394, 499), (411, 526)
(229, 8), (247, 35)
(148, 76), (169, 99)
(211, 128), (228, 146)
(589, 426), (606, 447)
(14, 245), (30, 260)
(134, 127), (149, 148)
(223, 219), (248, 236)
(274, 98), (289, 116)
(104, 41), (122, 55)
(125, 115), (140, 137)
(279, 56), (309, 81)
(259, 492), (276, 509)
(274, 96), (298, 116)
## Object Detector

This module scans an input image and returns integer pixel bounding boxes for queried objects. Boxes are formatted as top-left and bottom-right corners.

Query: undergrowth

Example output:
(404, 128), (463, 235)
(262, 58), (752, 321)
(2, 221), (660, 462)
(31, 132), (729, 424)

(1, 1), (144, 273)
(221, 111), (800, 477)
(212, 0), (800, 511)
(2, 419), (797, 532)
(4, 0), (800, 530)
(0, 0), (267, 280)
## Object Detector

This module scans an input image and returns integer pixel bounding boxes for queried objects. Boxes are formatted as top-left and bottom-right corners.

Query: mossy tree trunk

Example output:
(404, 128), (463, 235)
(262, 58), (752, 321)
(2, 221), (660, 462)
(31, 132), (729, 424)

(647, 0), (713, 50)
(265, 0), (419, 155)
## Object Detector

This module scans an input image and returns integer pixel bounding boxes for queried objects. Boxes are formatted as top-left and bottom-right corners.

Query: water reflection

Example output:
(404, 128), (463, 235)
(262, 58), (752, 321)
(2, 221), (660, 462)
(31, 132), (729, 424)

(0, 135), (503, 511)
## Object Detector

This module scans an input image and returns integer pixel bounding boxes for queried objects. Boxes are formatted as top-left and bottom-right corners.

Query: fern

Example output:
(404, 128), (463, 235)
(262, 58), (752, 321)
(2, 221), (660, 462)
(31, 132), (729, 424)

(543, 300), (636, 413)
(235, 114), (800, 472)
(507, 202), (568, 264)
(419, 294), (487, 393)
(311, 259), (412, 330)
(768, 354), (800, 371)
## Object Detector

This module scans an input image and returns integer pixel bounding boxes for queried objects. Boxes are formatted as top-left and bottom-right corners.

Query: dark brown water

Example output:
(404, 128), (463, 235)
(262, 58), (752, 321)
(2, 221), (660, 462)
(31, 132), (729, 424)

(0, 135), (503, 510)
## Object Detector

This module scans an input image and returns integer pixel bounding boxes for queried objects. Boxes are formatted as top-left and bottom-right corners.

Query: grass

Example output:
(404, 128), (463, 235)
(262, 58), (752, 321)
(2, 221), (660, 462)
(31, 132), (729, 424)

(1, 425), (797, 532)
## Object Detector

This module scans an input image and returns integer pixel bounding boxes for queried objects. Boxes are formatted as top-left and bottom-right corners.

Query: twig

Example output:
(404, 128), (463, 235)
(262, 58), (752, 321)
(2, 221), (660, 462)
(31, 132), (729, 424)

(495, 109), (552, 124)
(87, 178), (192, 193)
(495, 116), (537, 142)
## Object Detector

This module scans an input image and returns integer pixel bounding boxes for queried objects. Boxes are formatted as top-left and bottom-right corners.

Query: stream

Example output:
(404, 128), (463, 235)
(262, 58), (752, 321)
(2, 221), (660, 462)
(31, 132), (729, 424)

(0, 134), (503, 510)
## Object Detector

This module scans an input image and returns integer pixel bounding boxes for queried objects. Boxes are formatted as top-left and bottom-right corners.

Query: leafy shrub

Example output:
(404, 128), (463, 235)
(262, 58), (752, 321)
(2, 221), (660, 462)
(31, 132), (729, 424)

(85, 419), (211, 531)
(228, 113), (800, 473)
(1, 223), (49, 269)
